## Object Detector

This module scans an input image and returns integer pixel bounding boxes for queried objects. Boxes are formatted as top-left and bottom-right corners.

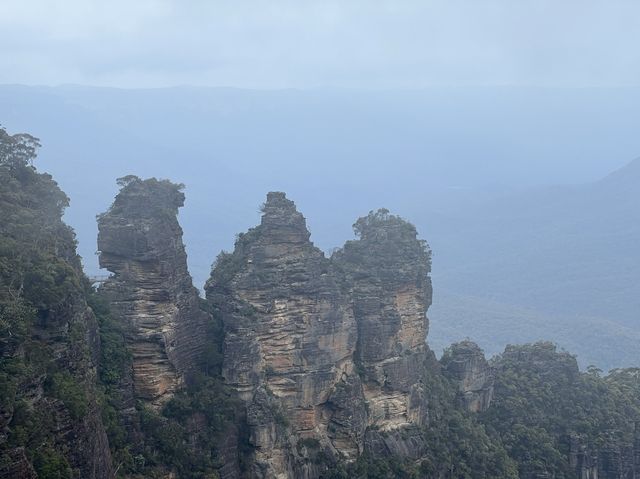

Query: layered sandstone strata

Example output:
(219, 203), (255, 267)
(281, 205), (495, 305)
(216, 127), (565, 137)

(97, 176), (208, 407)
(207, 192), (365, 478)
(332, 209), (432, 455)
(441, 340), (494, 412)
(207, 196), (434, 477)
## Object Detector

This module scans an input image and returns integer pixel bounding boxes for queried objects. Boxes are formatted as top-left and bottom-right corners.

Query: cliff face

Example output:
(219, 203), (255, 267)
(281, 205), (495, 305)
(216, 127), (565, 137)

(333, 209), (432, 433)
(441, 340), (493, 413)
(97, 176), (209, 407)
(207, 196), (434, 477)
(5, 127), (640, 479)
(206, 192), (364, 478)
(0, 130), (112, 479)
(0, 288), (113, 479)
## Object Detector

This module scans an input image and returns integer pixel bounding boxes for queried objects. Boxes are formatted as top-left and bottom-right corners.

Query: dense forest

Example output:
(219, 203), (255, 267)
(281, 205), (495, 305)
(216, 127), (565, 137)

(1, 127), (639, 478)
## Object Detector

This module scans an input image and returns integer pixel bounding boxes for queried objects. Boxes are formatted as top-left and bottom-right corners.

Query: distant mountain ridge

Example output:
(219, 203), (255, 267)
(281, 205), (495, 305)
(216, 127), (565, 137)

(2, 84), (639, 370)
(427, 156), (640, 369)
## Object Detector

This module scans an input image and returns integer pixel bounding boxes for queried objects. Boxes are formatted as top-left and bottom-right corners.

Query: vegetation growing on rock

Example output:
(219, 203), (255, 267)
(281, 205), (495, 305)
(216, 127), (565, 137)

(0, 127), (113, 478)
(1, 127), (639, 478)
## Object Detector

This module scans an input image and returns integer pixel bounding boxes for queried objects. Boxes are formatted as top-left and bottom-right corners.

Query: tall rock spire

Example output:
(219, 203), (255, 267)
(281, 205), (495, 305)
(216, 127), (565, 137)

(207, 196), (434, 478)
(332, 209), (432, 456)
(97, 176), (209, 408)
(207, 192), (364, 478)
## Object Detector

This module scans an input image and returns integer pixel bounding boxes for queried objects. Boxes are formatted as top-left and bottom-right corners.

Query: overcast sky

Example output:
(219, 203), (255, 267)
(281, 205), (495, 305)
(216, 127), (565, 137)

(1, 0), (640, 89)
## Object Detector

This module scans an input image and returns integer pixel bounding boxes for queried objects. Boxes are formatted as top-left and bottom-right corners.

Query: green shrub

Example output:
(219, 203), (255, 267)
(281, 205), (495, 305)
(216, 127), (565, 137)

(32, 447), (72, 479)
(48, 372), (88, 420)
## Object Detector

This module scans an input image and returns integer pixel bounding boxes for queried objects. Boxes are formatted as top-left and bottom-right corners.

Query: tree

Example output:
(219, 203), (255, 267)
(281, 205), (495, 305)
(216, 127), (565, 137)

(0, 127), (41, 170)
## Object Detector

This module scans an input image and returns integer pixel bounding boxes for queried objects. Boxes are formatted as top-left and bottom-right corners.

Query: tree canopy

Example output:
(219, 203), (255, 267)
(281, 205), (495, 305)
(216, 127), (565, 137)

(0, 127), (40, 170)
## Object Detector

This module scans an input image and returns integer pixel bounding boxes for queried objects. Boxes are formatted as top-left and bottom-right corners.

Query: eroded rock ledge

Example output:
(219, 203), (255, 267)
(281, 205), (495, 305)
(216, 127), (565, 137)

(97, 176), (209, 408)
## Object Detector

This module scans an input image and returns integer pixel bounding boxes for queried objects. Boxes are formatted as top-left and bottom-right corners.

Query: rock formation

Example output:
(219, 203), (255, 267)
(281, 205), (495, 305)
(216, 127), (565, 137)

(440, 340), (494, 412)
(333, 209), (432, 432)
(206, 192), (364, 478)
(207, 195), (434, 477)
(5, 123), (640, 479)
(97, 176), (209, 407)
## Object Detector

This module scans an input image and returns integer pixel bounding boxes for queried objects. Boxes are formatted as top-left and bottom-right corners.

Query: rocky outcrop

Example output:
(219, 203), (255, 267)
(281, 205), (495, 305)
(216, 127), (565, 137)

(207, 196), (434, 478)
(332, 209), (432, 440)
(97, 176), (209, 407)
(0, 137), (113, 478)
(566, 431), (640, 479)
(206, 192), (364, 478)
(440, 340), (493, 412)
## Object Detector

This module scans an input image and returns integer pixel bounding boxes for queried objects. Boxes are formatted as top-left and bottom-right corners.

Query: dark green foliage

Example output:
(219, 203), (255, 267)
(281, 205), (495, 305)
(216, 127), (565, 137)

(134, 374), (242, 478)
(419, 409), (518, 478)
(90, 292), (129, 387)
(353, 209), (420, 243)
(351, 209), (431, 267)
(297, 437), (321, 451)
(199, 297), (225, 376)
(0, 127), (100, 476)
(333, 209), (432, 292)
(481, 342), (640, 478)
(87, 290), (132, 468)
(0, 127), (40, 170)
(32, 447), (73, 479)
(416, 354), (518, 479)
(47, 372), (89, 420)
(324, 454), (420, 479)
(103, 175), (186, 220)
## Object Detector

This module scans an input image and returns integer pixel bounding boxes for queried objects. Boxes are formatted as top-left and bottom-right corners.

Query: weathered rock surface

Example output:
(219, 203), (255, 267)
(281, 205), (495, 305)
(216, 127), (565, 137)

(332, 209), (432, 436)
(565, 425), (640, 479)
(440, 340), (493, 412)
(0, 296), (114, 479)
(207, 197), (434, 478)
(98, 176), (209, 407)
(207, 192), (364, 478)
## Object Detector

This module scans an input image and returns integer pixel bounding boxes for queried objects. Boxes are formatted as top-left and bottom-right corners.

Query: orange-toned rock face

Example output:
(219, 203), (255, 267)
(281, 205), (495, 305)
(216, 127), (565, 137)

(333, 209), (432, 434)
(98, 177), (209, 408)
(207, 192), (365, 478)
(207, 197), (433, 479)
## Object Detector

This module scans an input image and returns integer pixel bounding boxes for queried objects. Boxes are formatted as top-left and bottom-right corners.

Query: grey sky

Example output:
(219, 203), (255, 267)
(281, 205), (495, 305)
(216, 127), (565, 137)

(1, 0), (640, 88)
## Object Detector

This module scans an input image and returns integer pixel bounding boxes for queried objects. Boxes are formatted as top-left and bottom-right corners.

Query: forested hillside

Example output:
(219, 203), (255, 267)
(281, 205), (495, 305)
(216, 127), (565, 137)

(0, 128), (112, 477)
(1, 127), (638, 478)
(427, 157), (640, 369)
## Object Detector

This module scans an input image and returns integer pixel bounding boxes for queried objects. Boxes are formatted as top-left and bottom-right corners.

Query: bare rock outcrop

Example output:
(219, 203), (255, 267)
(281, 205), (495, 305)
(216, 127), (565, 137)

(97, 176), (209, 408)
(206, 192), (365, 478)
(333, 209), (432, 431)
(207, 197), (434, 478)
(440, 340), (494, 413)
